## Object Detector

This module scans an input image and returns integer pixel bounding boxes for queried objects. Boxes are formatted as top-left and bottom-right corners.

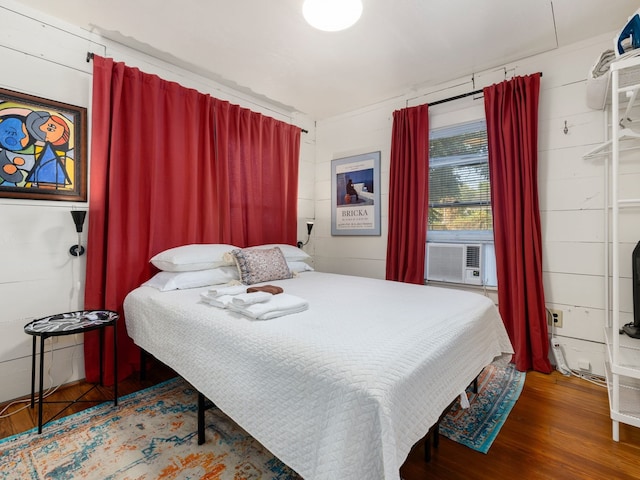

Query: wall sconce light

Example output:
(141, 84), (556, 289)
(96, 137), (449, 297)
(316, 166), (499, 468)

(297, 221), (314, 248)
(69, 210), (86, 256)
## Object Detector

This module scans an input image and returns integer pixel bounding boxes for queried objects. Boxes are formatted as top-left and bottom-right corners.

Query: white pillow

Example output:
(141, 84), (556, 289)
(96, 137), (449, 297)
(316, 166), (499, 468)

(150, 244), (238, 272)
(142, 267), (239, 291)
(287, 261), (314, 273)
(248, 243), (311, 261)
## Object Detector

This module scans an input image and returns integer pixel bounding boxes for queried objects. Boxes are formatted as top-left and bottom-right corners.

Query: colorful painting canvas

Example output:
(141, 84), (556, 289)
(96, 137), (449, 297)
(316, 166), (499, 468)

(0, 87), (87, 201)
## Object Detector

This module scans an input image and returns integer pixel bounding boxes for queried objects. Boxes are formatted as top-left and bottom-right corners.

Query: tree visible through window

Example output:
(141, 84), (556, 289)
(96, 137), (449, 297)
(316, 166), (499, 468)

(428, 120), (492, 240)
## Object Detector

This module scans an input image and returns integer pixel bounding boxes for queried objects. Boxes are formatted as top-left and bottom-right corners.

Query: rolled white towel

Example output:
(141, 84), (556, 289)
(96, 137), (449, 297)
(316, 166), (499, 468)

(200, 292), (235, 308)
(207, 284), (246, 297)
(232, 291), (272, 306)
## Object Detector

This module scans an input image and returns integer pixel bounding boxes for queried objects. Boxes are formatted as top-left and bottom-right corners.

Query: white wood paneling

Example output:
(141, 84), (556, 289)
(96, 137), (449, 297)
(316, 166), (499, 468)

(540, 144), (607, 182)
(547, 303), (605, 342)
(543, 241), (604, 276)
(540, 175), (604, 211)
(0, 10), (95, 106)
(315, 255), (386, 280)
(553, 335), (606, 377)
(542, 210), (605, 243)
(544, 271), (607, 310)
(1, 342), (85, 404)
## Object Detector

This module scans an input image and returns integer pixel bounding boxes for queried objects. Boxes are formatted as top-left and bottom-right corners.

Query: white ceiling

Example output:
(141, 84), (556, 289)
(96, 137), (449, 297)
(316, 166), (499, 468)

(10, 0), (638, 119)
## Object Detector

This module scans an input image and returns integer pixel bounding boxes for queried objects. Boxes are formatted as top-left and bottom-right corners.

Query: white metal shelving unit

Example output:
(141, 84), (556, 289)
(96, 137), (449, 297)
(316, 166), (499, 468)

(587, 54), (640, 441)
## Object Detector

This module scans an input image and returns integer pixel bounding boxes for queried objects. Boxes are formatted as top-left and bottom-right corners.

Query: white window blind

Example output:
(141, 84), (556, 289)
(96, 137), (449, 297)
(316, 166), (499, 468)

(428, 119), (492, 237)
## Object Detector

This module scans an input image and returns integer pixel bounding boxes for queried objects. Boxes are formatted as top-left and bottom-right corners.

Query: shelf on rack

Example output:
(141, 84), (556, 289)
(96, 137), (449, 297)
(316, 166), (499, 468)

(604, 328), (640, 374)
(583, 131), (640, 159)
(605, 361), (640, 428)
(598, 53), (640, 441)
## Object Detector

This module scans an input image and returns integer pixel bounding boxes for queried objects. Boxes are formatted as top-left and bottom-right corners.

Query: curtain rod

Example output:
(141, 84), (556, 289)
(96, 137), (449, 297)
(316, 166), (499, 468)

(429, 71), (543, 107)
(429, 88), (483, 107)
(86, 51), (307, 133)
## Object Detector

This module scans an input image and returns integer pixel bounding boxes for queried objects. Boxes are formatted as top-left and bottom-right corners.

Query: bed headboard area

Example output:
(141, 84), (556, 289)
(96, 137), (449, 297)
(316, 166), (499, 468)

(82, 55), (302, 385)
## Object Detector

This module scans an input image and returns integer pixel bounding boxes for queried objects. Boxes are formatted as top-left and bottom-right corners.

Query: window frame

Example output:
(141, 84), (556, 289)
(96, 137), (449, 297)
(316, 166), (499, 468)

(428, 118), (493, 244)
(426, 117), (497, 287)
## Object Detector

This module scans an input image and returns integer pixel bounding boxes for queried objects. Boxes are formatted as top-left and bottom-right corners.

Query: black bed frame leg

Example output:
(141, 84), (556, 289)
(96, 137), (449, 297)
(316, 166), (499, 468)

(423, 373), (480, 463)
(472, 369), (482, 394)
(140, 348), (147, 381)
(198, 392), (206, 445)
(424, 422), (440, 462)
(424, 434), (432, 462)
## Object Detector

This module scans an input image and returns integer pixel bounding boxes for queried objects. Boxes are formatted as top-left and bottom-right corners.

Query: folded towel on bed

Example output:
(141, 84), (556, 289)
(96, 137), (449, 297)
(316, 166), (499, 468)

(232, 291), (273, 306)
(207, 284), (247, 297)
(200, 292), (235, 308)
(229, 293), (308, 320)
(246, 285), (284, 295)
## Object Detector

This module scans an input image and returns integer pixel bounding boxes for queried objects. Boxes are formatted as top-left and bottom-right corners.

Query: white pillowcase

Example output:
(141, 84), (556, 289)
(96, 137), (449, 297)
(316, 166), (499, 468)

(150, 244), (238, 272)
(142, 266), (239, 291)
(287, 261), (314, 273)
(248, 243), (311, 261)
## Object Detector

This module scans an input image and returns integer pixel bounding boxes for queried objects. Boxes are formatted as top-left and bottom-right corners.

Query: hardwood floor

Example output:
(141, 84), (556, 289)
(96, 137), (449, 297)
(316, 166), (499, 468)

(402, 371), (640, 480)
(2, 365), (639, 479)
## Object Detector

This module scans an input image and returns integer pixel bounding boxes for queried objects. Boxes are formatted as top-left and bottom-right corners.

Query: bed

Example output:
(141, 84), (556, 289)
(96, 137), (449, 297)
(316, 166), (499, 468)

(123, 253), (513, 480)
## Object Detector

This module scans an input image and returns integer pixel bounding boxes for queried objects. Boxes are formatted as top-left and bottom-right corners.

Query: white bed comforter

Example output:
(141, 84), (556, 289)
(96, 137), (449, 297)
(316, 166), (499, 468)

(124, 272), (513, 480)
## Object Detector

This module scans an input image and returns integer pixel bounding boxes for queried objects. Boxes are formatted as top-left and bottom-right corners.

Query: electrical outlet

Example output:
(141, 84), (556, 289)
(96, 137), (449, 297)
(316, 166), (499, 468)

(548, 309), (563, 328)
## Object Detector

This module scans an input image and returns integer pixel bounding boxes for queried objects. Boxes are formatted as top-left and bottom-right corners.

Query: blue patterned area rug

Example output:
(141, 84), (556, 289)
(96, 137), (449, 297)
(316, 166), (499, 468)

(439, 360), (526, 454)
(0, 378), (301, 479)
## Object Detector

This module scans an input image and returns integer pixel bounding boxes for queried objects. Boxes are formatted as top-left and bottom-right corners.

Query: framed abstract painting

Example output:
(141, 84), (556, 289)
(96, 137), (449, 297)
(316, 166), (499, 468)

(0, 87), (87, 202)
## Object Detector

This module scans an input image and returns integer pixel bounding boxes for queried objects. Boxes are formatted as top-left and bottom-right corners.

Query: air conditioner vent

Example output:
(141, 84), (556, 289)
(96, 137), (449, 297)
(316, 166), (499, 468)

(426, 243), (483, 285)
(466, 245), (480, 268)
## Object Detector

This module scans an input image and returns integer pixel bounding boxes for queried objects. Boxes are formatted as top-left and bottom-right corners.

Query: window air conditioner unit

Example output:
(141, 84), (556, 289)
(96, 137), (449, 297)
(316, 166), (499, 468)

(426, 243), (483, 285)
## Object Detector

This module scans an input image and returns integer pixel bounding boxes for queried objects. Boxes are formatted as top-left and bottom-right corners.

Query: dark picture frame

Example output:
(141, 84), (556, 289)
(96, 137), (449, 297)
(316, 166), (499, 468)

(0, 87), (87, 202)
(331, 151), (381, 236)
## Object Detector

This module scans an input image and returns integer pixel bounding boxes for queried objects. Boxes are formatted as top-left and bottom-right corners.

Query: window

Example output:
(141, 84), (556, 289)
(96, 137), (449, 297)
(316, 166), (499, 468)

(427, 119), (497, 286)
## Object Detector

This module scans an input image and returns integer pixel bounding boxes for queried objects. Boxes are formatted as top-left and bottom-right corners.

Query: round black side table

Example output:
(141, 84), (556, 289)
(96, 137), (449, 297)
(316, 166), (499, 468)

(24, 310), (119, 433)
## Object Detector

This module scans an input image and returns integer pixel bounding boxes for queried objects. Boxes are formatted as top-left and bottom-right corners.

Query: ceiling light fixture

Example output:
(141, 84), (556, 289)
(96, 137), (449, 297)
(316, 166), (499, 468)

(303, 0), (363, 32)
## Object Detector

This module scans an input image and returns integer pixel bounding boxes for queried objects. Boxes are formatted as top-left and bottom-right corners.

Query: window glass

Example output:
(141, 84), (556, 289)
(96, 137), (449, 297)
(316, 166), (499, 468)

(429, 120), (491, 235)
(427, 119), (496, 286)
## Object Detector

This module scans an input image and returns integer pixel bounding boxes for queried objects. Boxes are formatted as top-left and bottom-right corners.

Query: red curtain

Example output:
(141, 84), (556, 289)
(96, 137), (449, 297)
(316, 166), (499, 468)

(84, 55), (300, 384)
(483, 73), (552, 373)
(386, 104), (429, 284)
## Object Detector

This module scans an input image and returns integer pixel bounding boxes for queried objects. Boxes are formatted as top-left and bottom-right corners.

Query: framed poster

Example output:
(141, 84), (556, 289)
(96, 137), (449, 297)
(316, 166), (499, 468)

(331, 151), (381, 236)
(0, 87), (87, 201)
